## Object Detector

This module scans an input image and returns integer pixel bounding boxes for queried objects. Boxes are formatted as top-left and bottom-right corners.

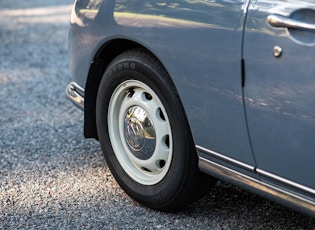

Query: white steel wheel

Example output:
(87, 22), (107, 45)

(108, 80), (172, 185)
(96, 49), (215, 211)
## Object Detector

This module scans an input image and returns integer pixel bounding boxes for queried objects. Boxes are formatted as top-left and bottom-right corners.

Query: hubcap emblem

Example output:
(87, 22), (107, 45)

(124, 106), (156, 160)
(125, 117), (145, 151)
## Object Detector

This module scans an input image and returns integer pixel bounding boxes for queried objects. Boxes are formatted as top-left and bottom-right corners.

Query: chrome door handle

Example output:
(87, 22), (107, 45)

(267, 15), (315, 30)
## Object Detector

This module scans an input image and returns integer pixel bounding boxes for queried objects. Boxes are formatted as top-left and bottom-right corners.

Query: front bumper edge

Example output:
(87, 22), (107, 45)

(66, 82), (85, 110)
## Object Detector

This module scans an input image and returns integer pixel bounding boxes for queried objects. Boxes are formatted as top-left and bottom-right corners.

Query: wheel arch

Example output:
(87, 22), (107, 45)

(84, 39), (141, 139)
(83, 39), (176, 140)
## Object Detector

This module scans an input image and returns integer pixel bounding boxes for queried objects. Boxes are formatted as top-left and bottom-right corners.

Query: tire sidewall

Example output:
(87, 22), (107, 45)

(96, 52), (194, 208)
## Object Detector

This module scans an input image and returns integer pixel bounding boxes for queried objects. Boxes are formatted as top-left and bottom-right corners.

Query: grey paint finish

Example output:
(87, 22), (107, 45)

(244, 0), (315, 191)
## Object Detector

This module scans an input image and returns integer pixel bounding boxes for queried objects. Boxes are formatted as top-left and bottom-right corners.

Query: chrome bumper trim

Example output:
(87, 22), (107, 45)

(66, 81), (85, 110)
(199, 156), (315, 216)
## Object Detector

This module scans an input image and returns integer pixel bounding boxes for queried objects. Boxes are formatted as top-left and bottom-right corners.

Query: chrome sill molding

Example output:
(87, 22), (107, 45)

(257, 169), (315, 196)
(196, 145), (254, 171)
(199, 157), (315, 214)
(66, 81), (85, 110)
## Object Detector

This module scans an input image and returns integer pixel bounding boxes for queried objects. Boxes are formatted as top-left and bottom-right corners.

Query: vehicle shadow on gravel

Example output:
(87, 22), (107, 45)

(182, 181), (315, 229)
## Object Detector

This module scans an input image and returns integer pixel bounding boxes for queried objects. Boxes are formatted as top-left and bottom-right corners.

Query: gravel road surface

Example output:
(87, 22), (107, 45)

(0, 0), (315, 229)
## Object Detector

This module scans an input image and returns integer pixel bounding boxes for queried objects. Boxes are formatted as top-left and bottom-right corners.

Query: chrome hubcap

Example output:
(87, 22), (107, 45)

(124, 106), (156, 160)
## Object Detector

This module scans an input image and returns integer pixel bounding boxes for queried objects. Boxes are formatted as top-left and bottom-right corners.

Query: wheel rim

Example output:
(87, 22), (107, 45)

(108, 80), (173, 185)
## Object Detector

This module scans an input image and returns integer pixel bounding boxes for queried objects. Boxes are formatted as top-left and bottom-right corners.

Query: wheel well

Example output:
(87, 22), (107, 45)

(84, 39), (145, 139)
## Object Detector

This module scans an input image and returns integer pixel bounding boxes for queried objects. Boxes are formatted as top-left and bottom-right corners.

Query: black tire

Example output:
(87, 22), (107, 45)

(96, 48), (215, 211)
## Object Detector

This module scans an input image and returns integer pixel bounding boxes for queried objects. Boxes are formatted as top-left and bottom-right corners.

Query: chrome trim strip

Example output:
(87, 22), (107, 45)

(196, 145), (254, 171)
(199, 157), (315, 214)
(257, 169), (315, 196)
(66, 81), (85, 110)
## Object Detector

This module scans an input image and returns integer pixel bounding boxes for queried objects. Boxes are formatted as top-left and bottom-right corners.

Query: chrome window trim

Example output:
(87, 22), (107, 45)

(196, 145), (255, 171)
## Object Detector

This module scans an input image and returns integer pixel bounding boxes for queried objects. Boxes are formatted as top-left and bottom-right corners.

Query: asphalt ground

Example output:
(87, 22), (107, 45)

(0, 0), (315, 229)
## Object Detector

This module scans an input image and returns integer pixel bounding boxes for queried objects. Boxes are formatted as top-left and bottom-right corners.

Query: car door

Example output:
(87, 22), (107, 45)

(244, 0), (315, 195)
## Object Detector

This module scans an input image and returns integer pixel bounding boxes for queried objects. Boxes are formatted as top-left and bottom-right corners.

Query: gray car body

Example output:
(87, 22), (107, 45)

(67, 0), (315, 216)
